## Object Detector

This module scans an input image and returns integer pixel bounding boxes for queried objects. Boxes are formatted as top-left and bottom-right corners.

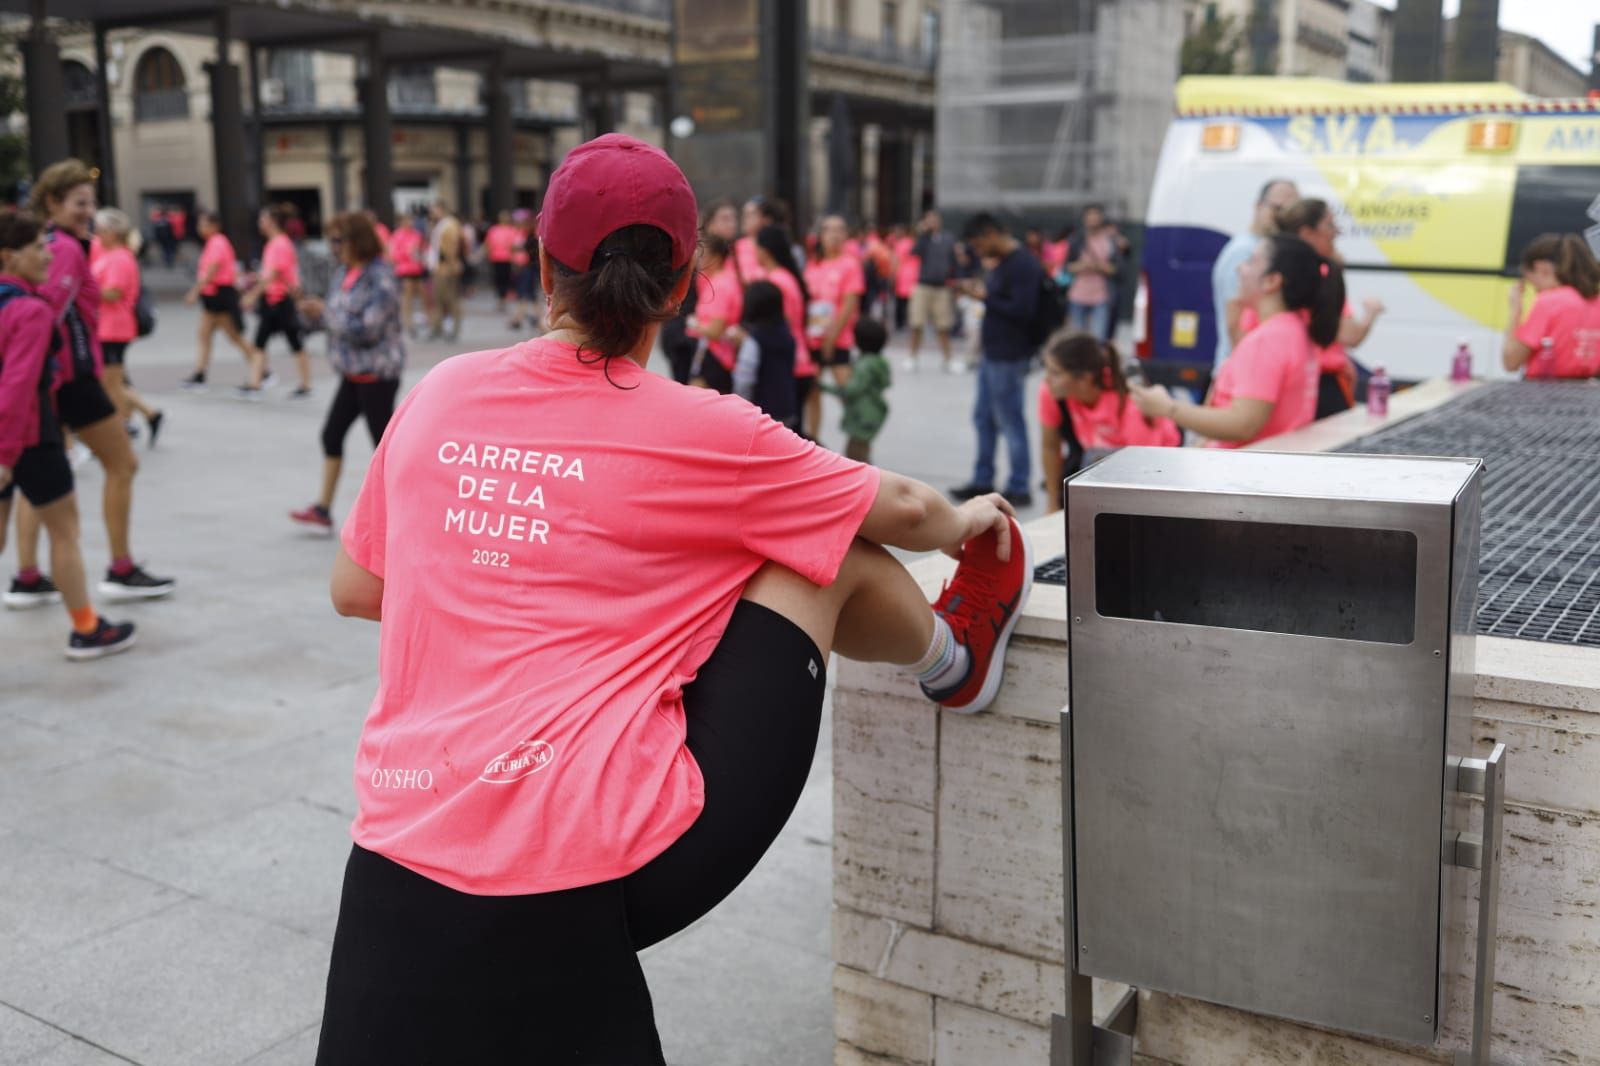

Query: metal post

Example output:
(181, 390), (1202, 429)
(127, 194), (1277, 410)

(359, 36), (395, 226)
(329, 123), (347, 213)
(1051, 703), (1096, 1066)
(207, 9), (252, 255)
(92, 23), (119, 206)
(454, 124), (472, 218)
(246, 45), (266, 216)
(486, 56), (515, 217)
(23, 0), (70, 175)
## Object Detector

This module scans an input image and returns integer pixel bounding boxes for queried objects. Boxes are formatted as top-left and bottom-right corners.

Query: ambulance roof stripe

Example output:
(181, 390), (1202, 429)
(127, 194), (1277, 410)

(1181, 99), (1600, 118)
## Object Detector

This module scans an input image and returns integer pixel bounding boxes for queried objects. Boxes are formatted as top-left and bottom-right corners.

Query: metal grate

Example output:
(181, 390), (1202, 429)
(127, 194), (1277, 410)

(1338, 381), (1600, 647)
(1033, 382), (1600, 647)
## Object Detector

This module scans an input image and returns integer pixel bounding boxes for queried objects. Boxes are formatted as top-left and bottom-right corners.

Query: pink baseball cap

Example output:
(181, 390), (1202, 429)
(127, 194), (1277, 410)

(537, 133), (698, 272)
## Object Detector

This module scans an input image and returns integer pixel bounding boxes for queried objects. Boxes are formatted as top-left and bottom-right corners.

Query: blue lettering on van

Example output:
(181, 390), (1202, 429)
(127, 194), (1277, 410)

(1545, 125), (1600, 153)
(1256, 113), (1432, 156)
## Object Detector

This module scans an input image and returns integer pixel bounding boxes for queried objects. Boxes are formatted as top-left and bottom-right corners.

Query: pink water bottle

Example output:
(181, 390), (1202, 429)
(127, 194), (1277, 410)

(1451, 339), (1473, 383)
(1367, 367), (1391, 417)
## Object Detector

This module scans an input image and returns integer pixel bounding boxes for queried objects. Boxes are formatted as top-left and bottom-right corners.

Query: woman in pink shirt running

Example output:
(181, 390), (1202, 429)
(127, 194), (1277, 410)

(1132, 234), (1344, 449)
(1503, 233), (1600, 379)
(314, 134), (1034, 1065)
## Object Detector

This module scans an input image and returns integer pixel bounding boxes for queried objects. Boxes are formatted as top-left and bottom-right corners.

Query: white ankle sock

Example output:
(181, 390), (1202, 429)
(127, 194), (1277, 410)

(911, 615), (969, 692)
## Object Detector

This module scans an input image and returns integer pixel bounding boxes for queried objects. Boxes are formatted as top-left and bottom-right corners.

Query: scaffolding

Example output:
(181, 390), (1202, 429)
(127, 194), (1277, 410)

(935, 0), (1183, 225)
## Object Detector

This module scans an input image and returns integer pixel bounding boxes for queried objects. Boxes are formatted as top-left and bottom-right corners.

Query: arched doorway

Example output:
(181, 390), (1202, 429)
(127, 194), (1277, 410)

(132, 46), (190, 123)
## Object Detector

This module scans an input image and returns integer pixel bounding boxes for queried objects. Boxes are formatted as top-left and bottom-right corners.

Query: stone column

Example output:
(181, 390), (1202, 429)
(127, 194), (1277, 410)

(358, 40), (395, 227)
(92, 24), (119, 206)
(485, 59), (515, 217)
(23, 0), (69, 175)
(206, 12), (252, 255)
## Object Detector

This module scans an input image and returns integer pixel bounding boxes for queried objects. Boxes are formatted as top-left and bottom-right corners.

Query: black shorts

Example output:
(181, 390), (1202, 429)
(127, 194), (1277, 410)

(815, 346), (854, 368)
(315, 601), (826, 1065)
(55, 373), (117, 431)
(255, 297), (304, 352)
(491, 260), (513, 297)
(102, 341), (128, 367)
(0, 442), (73, 507)
(201, 285), (246, 332)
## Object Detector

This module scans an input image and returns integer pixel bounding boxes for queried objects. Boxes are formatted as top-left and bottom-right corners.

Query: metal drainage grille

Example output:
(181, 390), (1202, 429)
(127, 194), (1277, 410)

(1031, 382), (1600, 647)
(1338, 381), (1600, 647)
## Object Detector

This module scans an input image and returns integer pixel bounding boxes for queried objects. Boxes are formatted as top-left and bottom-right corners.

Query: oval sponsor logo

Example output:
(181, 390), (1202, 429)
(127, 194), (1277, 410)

(479, 739), (556, 784)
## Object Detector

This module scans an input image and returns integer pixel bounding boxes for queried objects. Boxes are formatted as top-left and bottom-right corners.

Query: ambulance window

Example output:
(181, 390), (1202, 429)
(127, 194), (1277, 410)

(1504, 165), (1600, 273)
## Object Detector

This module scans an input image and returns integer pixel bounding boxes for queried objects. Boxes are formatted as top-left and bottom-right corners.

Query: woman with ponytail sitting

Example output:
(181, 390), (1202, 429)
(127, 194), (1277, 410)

(1503, 233), (1600, 379)
(1038, 331), (1179, 512)
(1131, 235), (1343, 449)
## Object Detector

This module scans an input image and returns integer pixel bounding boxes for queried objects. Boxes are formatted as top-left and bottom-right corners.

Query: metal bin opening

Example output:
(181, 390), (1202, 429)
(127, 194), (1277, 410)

(1093, 514), (1418, 644)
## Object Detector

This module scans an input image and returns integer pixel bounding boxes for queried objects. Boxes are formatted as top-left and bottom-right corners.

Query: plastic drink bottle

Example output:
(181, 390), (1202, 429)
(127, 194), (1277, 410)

(1451, 340), (1472, 383)
(1367, 367), (1391, 417)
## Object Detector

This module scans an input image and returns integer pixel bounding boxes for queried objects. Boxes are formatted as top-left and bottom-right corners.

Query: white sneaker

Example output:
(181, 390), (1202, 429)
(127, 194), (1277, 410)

(902, 357), (916, 371)
(68, 441), (92, 469)
(948, 359), (969, 374)
(261, 370), (280, 390)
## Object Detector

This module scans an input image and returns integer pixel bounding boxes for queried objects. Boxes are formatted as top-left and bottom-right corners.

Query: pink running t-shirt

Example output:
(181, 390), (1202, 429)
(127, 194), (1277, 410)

(692, 263), (744, 371)
(485, 224), (518, 263)
(1516, 285), (1600, 379)
(1037, 380), (1181, 450)
(390, 227), (425, 277)
(804, 254), (866, 352)
(753, 265), (816, 378)
(1207, 309), (1318, 449)
(198, 233), (237, 295)
(91, 247), (140, 343)
(1238, 302), (1353, 374)
(262, 233), (300, 304)
(733, 236), (759, 282)
(340, 339), (880, 895)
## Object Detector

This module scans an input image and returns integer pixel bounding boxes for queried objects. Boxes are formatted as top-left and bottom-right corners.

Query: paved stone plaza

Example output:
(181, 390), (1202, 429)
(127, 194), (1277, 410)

(0, 277), (1048, 1066)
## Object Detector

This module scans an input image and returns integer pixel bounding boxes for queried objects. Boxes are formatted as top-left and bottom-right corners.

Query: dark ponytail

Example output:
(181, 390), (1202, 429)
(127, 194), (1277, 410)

(1044, 329), (1130, 412)
(1520, 233), (1600, 301)
(1266, 234), (1345, 347)
(550, 223), (689, 364)
(755, 224), (809, 306)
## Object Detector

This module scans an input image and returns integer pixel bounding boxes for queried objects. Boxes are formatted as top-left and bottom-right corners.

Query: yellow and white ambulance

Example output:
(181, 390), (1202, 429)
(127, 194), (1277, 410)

(1137, 77), (1600, 383)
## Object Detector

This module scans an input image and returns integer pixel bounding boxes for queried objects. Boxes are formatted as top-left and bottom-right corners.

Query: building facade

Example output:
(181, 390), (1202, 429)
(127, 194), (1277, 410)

(5, 0), (937, 245)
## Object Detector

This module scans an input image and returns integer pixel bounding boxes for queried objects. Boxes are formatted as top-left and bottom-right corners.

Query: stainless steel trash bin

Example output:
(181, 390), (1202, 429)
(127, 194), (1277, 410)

(1064, 447), (1490, 1049)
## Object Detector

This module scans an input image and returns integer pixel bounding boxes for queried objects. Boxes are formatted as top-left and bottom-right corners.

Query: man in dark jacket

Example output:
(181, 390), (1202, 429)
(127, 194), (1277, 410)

(950, 213), (1042, 508)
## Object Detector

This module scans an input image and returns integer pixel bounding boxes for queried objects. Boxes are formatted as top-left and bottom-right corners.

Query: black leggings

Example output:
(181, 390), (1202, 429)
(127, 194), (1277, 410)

(322, 377), (400, 459)
(315, 601), (827, 1065)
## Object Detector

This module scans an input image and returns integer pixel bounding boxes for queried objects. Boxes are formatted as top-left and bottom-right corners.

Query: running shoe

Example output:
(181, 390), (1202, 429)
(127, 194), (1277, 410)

(147, 411), (164, 449)
(4, 573), (63, 610)
(1002, 490), (1034, 509)
(261, 369), (280, 389)
(902, 357), (917, 371)
(100, 565), (176, 601)
(68, 441), (92, 469)
(66, 618), (137, 661)
(180, 371), (208, 392)
(290, 503), (334, 534)
(288, 386), (312, 400)
(125, 420), (140, 440)
(919, 516), (1034, 714)
(235, 385), (263, 403)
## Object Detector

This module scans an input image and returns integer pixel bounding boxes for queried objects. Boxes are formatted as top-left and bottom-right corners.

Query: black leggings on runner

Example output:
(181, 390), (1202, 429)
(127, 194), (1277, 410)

(315, 600), (827, 1065)
(322, 377), (400, 459)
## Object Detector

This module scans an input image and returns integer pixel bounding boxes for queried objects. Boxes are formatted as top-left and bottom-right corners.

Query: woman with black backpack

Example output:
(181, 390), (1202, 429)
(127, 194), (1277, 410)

(288, 211), (406, 534)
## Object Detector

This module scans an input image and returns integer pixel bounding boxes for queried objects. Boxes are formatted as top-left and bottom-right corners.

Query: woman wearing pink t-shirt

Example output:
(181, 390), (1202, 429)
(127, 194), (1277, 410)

(752, 224), (818, 423)
(315, 135), (1034, 1064)
(89, 208), (162, 445)
(685, 234), (743, 392)
(8, 159), (172, 606)
(483, 210), (519, 310)
(803, 214), (866, 439)
(1503, 233), (1600, 379)
(182, 211), (264, 392)
(240, 204), (312, 400)
(1038, 332), (1179, 512)
(1132, 234), (1343, 449)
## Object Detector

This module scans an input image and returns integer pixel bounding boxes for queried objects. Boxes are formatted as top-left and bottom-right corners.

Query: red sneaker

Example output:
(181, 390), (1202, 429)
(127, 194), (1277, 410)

(290, 504), (334, 534)
(920, 516), (1034, 714)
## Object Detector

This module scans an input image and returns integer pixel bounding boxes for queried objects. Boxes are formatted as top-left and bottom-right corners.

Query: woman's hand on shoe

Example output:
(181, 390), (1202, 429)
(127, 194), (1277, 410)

(946, 494), (1015, 562)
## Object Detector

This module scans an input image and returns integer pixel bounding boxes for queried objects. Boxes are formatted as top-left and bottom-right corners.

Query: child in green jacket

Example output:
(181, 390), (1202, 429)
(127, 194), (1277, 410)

(821, 317), (891, 463)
